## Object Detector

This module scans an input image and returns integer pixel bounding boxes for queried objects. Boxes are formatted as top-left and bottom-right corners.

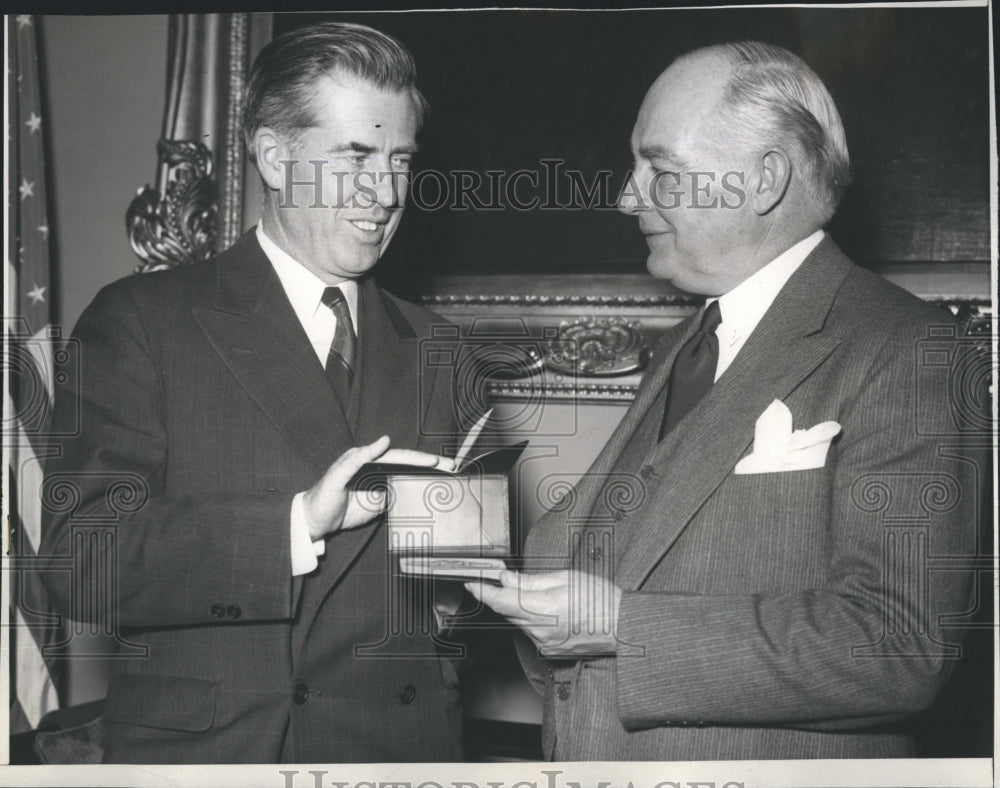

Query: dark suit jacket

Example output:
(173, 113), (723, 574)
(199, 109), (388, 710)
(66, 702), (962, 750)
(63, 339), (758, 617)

(41, 232), (465, 763)
(520, 237), (984, 760)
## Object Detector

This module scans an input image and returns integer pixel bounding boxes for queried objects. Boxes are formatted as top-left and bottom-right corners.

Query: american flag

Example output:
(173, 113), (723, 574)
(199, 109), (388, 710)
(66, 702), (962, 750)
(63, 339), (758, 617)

(5, 14), (63, 736)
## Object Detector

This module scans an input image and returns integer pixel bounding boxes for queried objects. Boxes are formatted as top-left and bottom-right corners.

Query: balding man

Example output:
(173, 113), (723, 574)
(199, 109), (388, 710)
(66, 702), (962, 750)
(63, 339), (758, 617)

(470, 41), (983, 760)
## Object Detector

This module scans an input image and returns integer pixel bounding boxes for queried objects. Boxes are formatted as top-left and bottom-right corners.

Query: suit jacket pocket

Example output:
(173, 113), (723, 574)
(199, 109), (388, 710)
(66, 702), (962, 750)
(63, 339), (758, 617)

(655, 466), (835, 595)
(724, 464), (832, 520)
(105, 673), (218, 732)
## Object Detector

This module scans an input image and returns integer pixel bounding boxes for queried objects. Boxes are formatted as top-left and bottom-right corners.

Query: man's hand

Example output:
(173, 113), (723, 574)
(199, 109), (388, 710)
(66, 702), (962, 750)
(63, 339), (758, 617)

(466, 570), (622, 657)
(301, 435), (454, 541)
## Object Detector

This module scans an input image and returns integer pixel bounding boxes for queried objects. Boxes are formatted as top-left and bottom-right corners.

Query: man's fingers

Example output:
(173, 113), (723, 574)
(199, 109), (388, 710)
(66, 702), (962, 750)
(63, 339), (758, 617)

(504, 570), (569, 592)
(465, 581), (551, 622)
(464, 581), (518, 616)
(379, 448), (451, 468)
(330, 435), (391, 479)
(329, 441), (454, 484)
(355, 435), (392, 464)
(433, 455), (457, 472)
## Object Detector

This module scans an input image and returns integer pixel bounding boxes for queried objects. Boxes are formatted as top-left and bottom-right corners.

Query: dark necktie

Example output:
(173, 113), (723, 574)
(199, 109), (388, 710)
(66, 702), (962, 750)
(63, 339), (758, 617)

(659, 299), (723, 440)
(321, 286), (356, 405)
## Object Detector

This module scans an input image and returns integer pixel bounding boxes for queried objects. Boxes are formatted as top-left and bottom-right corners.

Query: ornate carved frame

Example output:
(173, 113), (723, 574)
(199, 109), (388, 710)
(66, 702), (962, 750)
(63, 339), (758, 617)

(127, 12), (994, 404)
(127, 13), (267, 271)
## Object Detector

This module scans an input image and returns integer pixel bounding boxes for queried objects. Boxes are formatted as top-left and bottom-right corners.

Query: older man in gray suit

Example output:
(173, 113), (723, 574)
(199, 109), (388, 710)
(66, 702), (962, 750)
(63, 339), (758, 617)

(470, 42), (985, 760)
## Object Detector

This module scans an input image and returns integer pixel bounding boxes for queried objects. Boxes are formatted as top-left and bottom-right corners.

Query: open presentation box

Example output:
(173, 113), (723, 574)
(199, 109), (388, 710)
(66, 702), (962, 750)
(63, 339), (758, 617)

(354, 440), (528, 584)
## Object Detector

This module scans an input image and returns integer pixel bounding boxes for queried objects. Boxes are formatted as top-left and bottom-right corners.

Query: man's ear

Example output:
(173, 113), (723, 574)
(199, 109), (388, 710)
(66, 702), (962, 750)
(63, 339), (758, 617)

(750, 148), (792, 215)
(253, 128), (290, 192)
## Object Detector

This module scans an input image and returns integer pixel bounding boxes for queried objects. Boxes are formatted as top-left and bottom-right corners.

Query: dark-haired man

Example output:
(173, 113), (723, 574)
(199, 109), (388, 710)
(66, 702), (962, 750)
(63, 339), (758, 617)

(42, 22), (464, 764)
(471, 41), (984, 760)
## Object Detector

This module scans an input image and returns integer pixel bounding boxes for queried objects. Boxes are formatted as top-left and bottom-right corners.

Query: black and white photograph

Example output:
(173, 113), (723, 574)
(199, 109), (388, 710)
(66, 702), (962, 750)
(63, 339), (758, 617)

(3, 3), (995, 787)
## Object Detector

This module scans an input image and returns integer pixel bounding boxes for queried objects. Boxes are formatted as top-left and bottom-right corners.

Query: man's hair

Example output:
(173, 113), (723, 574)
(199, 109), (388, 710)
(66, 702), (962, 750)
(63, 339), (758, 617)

(242, 22), (428, 163)
(691, 41), (851, 224)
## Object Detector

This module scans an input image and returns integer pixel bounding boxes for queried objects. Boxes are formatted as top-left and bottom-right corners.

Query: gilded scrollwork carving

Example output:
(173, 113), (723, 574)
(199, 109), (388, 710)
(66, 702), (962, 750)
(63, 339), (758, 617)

(126, 139), (218, 272)
(545, 315), (649, 376)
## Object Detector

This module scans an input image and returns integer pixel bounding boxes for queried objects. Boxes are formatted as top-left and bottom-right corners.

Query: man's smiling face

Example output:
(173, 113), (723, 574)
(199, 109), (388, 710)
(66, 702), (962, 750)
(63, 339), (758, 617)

(269, 74), (419, 284)
(619, 53), (761, 296)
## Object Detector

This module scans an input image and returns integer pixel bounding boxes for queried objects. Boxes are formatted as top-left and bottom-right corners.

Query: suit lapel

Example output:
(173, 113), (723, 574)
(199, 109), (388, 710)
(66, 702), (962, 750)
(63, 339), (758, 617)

(615, 238), (854, 589)
(350, 279), (421, 449)
(192, 234), (353, 475)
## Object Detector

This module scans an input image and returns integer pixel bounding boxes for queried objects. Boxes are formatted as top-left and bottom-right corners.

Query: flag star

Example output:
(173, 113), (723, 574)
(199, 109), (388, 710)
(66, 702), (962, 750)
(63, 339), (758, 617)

(19, 179), (34, 199)
(26, 283), (47, 305)
(25, 113), (42, 134)
(16, 15), (32, 28)
(37, 224), (49, 238)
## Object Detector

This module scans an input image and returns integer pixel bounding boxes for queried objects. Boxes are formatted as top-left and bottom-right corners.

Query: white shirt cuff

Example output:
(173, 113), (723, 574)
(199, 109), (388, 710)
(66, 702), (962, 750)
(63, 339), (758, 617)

(290, 491), (326, 576)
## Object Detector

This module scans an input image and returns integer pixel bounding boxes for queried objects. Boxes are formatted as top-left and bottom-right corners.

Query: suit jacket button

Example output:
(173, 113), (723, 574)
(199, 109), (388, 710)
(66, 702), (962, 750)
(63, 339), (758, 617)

(226, 605), (242, 619)
(613, 511), (624, 522)
(556, 684), (571, 701)
(210, 604), (226, 619)
(399, 685), (417, 704)
(588, 546), (603, 562)
(640, 465), (657, 479)
(292, 683), (310, 705)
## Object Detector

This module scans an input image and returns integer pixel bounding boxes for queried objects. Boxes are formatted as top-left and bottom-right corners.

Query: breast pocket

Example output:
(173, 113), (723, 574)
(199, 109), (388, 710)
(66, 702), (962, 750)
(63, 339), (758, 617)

(728, 465), (833, 524)
(682, 466), (834, 592)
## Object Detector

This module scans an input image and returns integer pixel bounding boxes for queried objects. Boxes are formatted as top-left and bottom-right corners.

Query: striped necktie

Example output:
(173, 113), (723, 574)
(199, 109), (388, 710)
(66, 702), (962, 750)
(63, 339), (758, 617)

(321, 286), (356, 405)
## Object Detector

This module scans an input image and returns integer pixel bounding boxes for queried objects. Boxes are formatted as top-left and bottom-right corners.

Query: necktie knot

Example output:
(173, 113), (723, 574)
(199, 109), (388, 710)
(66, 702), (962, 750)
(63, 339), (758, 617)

(321, 286), (355, 340)
(322, 285), (348, 314)
(700, 299), (723, 334)
(688, 299), (722, 355)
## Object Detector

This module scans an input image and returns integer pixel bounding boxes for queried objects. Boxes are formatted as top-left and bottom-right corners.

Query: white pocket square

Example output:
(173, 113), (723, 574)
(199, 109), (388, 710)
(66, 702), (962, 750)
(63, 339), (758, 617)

(734, 399), (841, 475)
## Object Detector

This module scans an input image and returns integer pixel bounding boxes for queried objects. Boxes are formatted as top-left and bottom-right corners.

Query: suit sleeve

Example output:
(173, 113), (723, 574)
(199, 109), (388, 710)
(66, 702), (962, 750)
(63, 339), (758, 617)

(614, 316), (985, 730)
(40, 283), (299, 629)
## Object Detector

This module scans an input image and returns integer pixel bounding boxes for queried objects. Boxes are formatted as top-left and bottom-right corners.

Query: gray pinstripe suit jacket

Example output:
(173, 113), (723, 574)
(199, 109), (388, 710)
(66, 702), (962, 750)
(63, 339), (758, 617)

(520, 237), (983, 760)
(41, 232), (464, 763)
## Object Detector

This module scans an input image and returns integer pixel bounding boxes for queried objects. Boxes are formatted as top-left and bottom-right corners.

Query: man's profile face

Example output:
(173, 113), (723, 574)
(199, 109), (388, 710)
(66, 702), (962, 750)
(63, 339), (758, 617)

(273, 74), (419, 283)
(619, 54), (757, 296)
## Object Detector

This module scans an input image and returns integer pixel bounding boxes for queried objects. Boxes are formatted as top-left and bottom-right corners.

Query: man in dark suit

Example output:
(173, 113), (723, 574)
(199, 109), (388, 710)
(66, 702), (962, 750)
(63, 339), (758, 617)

(41, 22), (466, 763)
(470, 41), (986, 760)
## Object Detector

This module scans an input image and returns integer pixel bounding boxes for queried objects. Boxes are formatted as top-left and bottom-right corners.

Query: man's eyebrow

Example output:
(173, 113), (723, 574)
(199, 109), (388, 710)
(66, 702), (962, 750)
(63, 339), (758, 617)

(324, 142), (377, 156)
(324, 142), (420, 156)
(638, 145), (688, 168)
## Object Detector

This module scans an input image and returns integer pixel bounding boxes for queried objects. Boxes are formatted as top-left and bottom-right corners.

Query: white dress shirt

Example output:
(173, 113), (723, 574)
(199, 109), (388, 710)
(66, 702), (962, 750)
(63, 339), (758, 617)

(709, 230), (825, 381)
(256, 225), (360, 576)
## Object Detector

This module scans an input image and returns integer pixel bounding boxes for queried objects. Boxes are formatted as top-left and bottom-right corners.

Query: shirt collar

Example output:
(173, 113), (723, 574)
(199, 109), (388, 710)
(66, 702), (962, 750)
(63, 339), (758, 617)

(710, 229), (824, 348)
(256, 224), (359, 332)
